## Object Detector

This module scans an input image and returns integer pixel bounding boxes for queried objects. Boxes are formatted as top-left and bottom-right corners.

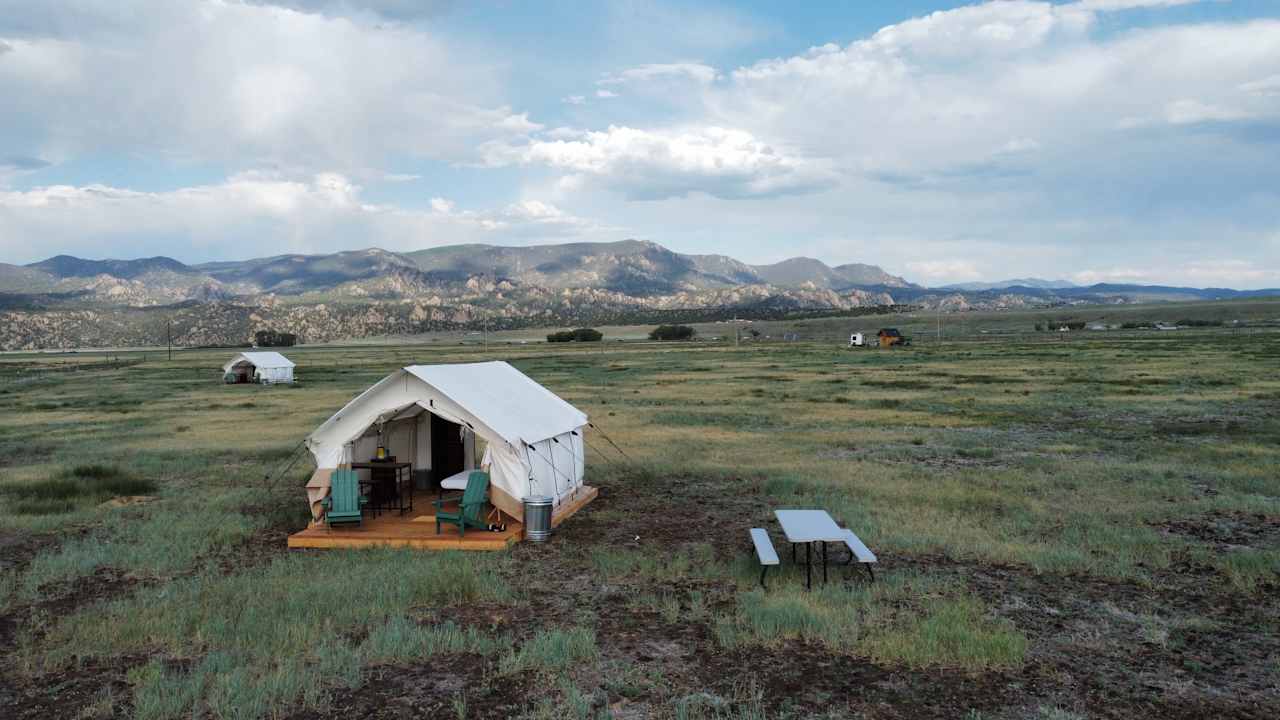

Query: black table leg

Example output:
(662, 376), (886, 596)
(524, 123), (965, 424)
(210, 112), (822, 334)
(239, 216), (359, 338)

(806, 542), (812, 590)
(822, 541), (828, 585)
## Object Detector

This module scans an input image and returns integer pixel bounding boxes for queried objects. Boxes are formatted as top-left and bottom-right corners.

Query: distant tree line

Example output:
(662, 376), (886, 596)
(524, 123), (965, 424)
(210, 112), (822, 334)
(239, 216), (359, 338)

(649, 324), (696, 341)
(255, 330), (297, 347)
(1035, 321), (1085, 331)
(547, 328), (604, 343)
(526, 304), (910, 329)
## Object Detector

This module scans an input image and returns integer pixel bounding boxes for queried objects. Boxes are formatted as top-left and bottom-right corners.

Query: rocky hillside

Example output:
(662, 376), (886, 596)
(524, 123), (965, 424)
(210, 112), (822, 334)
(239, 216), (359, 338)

(1, 240), (1275, 349)
(0, 241), (909, 349)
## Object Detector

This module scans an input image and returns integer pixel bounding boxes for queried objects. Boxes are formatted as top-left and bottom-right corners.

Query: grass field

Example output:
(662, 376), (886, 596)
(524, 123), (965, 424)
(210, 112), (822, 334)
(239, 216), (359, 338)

(1, 313), (1278, 718)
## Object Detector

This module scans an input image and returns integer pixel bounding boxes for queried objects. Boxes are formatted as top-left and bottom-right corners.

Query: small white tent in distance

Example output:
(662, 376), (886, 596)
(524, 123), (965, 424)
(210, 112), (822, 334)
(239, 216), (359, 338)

(305, 361), (589, 524)
(223, 351), (296, 384)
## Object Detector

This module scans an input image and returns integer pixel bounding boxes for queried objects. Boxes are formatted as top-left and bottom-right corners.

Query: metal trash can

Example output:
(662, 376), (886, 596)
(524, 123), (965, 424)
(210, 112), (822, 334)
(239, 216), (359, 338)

(523, 496), (553, 542)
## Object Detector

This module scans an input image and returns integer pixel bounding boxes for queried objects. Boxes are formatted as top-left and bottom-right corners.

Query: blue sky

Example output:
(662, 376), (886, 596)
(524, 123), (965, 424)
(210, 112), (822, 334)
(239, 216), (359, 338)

(1, 0), (1278, 287)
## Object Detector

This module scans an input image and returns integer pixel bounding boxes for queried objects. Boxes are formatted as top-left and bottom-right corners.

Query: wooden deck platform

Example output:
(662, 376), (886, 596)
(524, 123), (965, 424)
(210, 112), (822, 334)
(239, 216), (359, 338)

(287, 486), (598, 551)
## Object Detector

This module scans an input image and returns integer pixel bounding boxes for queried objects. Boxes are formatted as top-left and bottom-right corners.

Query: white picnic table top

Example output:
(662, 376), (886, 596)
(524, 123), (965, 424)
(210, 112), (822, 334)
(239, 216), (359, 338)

(774, 509), (845, 543)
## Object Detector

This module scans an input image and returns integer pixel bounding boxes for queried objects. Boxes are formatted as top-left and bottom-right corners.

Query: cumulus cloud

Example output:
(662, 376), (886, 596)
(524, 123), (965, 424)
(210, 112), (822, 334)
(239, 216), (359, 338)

(0, 0), (525, 172)
(1072, 260), (1276, 287)
(905, 259), (984, 284)
(245, 1), (458, 22)
(710, 4), (1280, 184)
(1164, 99), (1252, 125)
(0, 175), (614, 263)
(599, 62), (720, 87)
(1239, 74), (1280, 98)
(1074, 0), (1201, 10)
(484, 125), (836, 200)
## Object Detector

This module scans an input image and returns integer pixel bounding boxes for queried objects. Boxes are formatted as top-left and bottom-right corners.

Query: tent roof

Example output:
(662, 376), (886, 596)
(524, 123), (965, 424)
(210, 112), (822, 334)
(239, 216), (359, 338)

(227, 351), (295, 369)
(404, 361), (586, 445)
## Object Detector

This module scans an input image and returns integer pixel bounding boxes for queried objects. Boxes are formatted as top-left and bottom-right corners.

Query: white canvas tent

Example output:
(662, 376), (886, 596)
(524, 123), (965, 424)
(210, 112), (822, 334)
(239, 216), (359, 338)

(223, 351), (295, 384)
(305, 361), (587, 523)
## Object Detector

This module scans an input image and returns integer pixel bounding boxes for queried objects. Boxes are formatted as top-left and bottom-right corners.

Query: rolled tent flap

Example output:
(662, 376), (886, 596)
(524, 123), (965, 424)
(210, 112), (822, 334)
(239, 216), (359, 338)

(305, 468), (334, 523)
(304, 362), (588, 523)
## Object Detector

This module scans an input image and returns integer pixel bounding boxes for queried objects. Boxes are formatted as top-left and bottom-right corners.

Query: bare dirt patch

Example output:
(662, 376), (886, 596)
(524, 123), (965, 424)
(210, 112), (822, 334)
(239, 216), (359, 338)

(901, 552), (1280, 719)
(1153, 511), (1280, 551)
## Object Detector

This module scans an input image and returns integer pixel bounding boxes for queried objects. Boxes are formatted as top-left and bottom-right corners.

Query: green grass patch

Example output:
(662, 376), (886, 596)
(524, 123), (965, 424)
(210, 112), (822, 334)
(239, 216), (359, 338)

(361, 616), (504, 663)
(863, 595), (1026, 670)
(1216, 549), (1280, 592)
(0, 464), (155, 515)
(591, 543), (722, 583)
(714, 574), (1025, 671)
(38, 549), (512, 717)
(499, 627), (598, 676)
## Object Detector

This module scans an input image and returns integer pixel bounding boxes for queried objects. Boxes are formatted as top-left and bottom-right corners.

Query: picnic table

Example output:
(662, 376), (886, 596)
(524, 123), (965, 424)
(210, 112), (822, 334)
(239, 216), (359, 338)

(774, 509), (847, 590)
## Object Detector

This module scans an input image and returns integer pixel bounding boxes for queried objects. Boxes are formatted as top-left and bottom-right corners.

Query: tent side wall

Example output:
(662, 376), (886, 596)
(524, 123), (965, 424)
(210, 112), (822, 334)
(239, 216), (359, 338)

(256, 365), (294, 384)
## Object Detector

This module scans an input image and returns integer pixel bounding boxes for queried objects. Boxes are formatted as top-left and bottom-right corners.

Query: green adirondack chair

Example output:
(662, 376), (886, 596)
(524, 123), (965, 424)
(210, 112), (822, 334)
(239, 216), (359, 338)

(321, 470), (367, 526)
(433, 470), (489, 537)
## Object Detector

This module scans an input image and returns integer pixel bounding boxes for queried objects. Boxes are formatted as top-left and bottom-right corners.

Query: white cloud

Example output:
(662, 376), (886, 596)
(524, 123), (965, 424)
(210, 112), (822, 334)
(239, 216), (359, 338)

(708, 6), (1280, 185)
(484, 125), (836, 200)
(245, 1), (458, 22)
(996, 137), (1042, 155)
(562, 95), (587, 105)
(1073, 0), (1201, 10)
(1072, 260), (1276, 287)
(595, 89), (619, 99)
(599, 62), (719, 87)
(1164, 99), (1251, 125)
(0, 175), (615, 263)
(905, 259), (984, 283)
(380, 172), (421, 183)
(1239, 74), (1280, 97)
(0, 1), (525, 172)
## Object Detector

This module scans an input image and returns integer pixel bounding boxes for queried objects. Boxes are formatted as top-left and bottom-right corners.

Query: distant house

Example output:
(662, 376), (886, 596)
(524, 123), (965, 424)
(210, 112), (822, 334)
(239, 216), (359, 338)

(877, 328), (908, 348)
(223, 351), (296, 385)
(1154, 322), (1179, 331)
(1086, 322), (1108, 331)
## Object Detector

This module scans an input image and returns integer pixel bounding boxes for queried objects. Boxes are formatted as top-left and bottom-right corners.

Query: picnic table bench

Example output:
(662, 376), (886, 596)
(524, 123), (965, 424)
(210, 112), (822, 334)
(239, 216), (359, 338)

(749, 528), (779, 588)
(840, 528), (877, 581)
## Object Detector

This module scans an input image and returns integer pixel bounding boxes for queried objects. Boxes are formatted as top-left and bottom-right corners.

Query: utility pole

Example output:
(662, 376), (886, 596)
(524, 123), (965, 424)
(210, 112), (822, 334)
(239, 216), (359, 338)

(936, 304), (942, 345)
(167, 318), (172, 361)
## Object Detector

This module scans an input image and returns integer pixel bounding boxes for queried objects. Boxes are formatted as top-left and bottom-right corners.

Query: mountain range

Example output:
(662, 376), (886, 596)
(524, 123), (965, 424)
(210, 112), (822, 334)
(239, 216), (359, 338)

(9, 241), (910, 298)
(0, 240), (1276, 349)
(939, 278), (1078, 291)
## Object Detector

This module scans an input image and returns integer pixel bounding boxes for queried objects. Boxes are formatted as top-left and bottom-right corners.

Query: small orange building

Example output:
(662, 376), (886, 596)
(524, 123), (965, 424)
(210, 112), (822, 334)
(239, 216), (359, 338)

(877, 328), (907, 348)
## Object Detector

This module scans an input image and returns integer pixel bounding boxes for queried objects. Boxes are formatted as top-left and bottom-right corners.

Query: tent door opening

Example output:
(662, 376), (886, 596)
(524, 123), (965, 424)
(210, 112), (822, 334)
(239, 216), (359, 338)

(431, 413), (466, 486)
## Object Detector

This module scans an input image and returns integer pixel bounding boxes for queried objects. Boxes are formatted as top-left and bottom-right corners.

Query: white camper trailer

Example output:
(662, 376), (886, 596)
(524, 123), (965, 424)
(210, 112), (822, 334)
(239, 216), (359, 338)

(849, 333), (865, 347)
